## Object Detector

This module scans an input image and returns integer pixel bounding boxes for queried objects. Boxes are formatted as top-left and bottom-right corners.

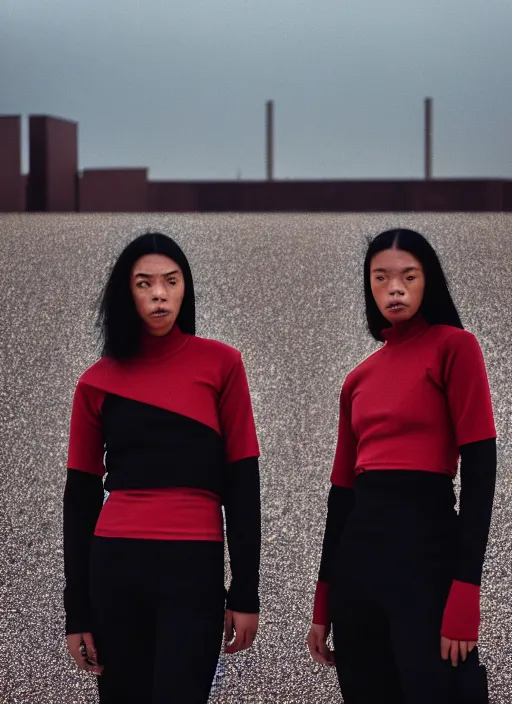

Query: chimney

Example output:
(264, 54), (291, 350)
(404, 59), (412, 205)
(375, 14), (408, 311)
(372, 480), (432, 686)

(424, 97), (433, 180)
(266, 100), (274, 181)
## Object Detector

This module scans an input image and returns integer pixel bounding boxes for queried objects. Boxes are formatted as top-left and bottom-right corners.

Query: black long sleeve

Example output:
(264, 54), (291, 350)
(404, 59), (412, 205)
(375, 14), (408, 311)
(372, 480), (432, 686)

(455, 438), (497, 586)
(223, 456), (261, 613)
(440, 438), (497, 639)
(312, 484), (355, 624)
(318, 484), (355, 584)
(63, 468), (104, 635)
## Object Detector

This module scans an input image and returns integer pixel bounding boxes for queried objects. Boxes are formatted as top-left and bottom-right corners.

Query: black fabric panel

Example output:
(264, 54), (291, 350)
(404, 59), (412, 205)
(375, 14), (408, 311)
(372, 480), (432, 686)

(329, 467), (491, 702)
(318, 485), (355, 584)
(102, 394), (226, 494)
(331, 556), (484, 703)
(63, 468), (104, 635)
(223, 457), (261, 613)
(455, 438), (497, 586)
(91, 538), (225, 702)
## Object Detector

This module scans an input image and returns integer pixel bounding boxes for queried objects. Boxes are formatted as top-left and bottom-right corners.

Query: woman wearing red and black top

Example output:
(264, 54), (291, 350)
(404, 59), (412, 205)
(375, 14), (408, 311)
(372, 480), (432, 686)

(307, 229), (496, 703)
(63, 233), (261, 703)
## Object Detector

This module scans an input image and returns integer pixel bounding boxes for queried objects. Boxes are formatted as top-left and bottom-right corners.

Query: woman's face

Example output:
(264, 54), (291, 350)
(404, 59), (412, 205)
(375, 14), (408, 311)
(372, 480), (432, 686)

(130, 254), (185, 336)
(370, 248), (425, 324)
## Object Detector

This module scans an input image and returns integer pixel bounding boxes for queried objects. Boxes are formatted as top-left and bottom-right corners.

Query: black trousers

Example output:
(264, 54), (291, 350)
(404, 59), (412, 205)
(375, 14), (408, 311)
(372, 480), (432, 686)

(90, 537), (226, 704)
(330, 471), (485, 704)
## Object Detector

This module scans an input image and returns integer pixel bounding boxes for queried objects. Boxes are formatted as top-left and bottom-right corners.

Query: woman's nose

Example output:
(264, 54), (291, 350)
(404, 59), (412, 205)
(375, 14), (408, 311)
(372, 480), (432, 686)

(152, 284), (166, 300)
(388, 279), (404, 295)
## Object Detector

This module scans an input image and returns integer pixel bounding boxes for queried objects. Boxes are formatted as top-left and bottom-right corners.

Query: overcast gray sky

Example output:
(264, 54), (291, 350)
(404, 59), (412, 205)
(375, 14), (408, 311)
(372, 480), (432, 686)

(1, 0), (511, 180)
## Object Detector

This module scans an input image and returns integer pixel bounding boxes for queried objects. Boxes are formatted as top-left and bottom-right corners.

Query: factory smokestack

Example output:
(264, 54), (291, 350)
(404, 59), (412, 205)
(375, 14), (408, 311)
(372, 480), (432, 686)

(425, 97), (433, 180)
(266, 100), (274, 181)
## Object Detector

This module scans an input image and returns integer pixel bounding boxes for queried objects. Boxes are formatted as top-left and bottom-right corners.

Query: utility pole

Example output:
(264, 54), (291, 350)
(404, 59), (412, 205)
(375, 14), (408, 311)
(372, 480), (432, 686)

(425, 97), (433, 180)
(266, 100), (274, 181)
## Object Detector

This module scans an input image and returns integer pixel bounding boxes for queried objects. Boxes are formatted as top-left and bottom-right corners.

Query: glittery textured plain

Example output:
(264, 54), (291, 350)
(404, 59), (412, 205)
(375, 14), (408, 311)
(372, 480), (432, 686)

(1, 213), (511, 704)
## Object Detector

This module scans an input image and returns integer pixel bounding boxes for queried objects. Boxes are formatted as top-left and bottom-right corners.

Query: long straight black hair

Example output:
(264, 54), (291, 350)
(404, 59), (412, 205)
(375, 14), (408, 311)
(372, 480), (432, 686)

(97, 232), (195, 360)
(364, 229), (463, 342)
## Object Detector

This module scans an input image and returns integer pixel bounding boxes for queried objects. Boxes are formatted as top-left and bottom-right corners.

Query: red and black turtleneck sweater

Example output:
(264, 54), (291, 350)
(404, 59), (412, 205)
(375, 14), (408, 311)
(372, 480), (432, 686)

(313, 315), (496, 641)
(63, 325), (261, 635)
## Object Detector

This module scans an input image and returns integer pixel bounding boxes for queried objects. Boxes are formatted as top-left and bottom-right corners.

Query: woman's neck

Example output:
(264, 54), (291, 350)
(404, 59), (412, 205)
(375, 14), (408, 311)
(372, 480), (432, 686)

(381, 314), (429, 346)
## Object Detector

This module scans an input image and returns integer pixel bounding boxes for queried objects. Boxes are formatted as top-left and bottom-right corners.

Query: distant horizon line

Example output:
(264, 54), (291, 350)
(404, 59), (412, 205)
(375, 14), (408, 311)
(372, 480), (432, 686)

(17, 172), (512, 182)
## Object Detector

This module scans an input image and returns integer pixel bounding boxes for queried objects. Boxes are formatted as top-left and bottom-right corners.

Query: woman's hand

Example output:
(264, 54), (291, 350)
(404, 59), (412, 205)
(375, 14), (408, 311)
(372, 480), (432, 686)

(224, 610), (259, 654)
(66, 633), (103, 675)
(440, 636), (477, 667)
(307, 623), (335, 666)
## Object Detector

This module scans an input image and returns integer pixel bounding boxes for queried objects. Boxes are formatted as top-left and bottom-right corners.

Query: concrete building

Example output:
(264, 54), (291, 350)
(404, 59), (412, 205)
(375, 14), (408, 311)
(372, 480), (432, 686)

(28, 116), (78, 211)
(0, 116), (23, 212)
(0, 113), (511, 213)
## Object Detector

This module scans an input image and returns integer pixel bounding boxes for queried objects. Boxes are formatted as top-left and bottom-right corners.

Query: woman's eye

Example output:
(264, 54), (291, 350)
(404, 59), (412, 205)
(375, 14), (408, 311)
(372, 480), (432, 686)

(167, 280), (177, 286)
(137, 282), (149, 288)
(406, 276), (416, 281)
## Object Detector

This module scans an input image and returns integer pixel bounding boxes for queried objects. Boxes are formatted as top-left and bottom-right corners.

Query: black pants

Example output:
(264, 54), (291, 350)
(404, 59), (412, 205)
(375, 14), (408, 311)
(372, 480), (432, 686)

(331, 471), (485, 704)
(90, 537), (226, 704)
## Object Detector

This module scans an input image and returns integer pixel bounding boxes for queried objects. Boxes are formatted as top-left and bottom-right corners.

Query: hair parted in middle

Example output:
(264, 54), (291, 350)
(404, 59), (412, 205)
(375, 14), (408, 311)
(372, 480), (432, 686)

(364, 228), (463, 342)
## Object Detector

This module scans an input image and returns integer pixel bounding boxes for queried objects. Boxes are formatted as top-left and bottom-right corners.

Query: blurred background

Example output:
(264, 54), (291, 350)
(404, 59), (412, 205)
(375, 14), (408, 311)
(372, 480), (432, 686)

(1, 0), (512, 212)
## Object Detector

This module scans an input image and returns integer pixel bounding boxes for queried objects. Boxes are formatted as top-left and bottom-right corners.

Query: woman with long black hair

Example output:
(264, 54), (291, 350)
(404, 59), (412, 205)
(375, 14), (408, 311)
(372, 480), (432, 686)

(307, 229), (496, 703)
(63, 232), (261, 703)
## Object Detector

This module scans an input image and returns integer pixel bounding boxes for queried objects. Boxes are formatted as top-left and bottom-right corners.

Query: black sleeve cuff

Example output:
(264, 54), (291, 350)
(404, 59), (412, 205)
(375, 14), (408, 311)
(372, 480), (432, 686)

(64, 588), (95, 636)
(226, 584), (260, 614)
(223, 457), (261, 613)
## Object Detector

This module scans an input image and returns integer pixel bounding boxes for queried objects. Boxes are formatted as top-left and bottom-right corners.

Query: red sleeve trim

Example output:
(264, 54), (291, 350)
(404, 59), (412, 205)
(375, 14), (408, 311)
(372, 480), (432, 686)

(329, 385), (357, 488)
(440, 579), (480, 641)
(219, 355), (260, 464)
(312, 580), (330, 626)
(443, 332), (496, 447)
(67, 382), (106, 476)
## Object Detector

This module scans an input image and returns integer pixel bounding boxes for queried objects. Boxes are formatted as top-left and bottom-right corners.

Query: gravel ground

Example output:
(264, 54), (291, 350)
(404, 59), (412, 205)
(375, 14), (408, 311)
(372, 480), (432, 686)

(1, 212), (511, 703)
